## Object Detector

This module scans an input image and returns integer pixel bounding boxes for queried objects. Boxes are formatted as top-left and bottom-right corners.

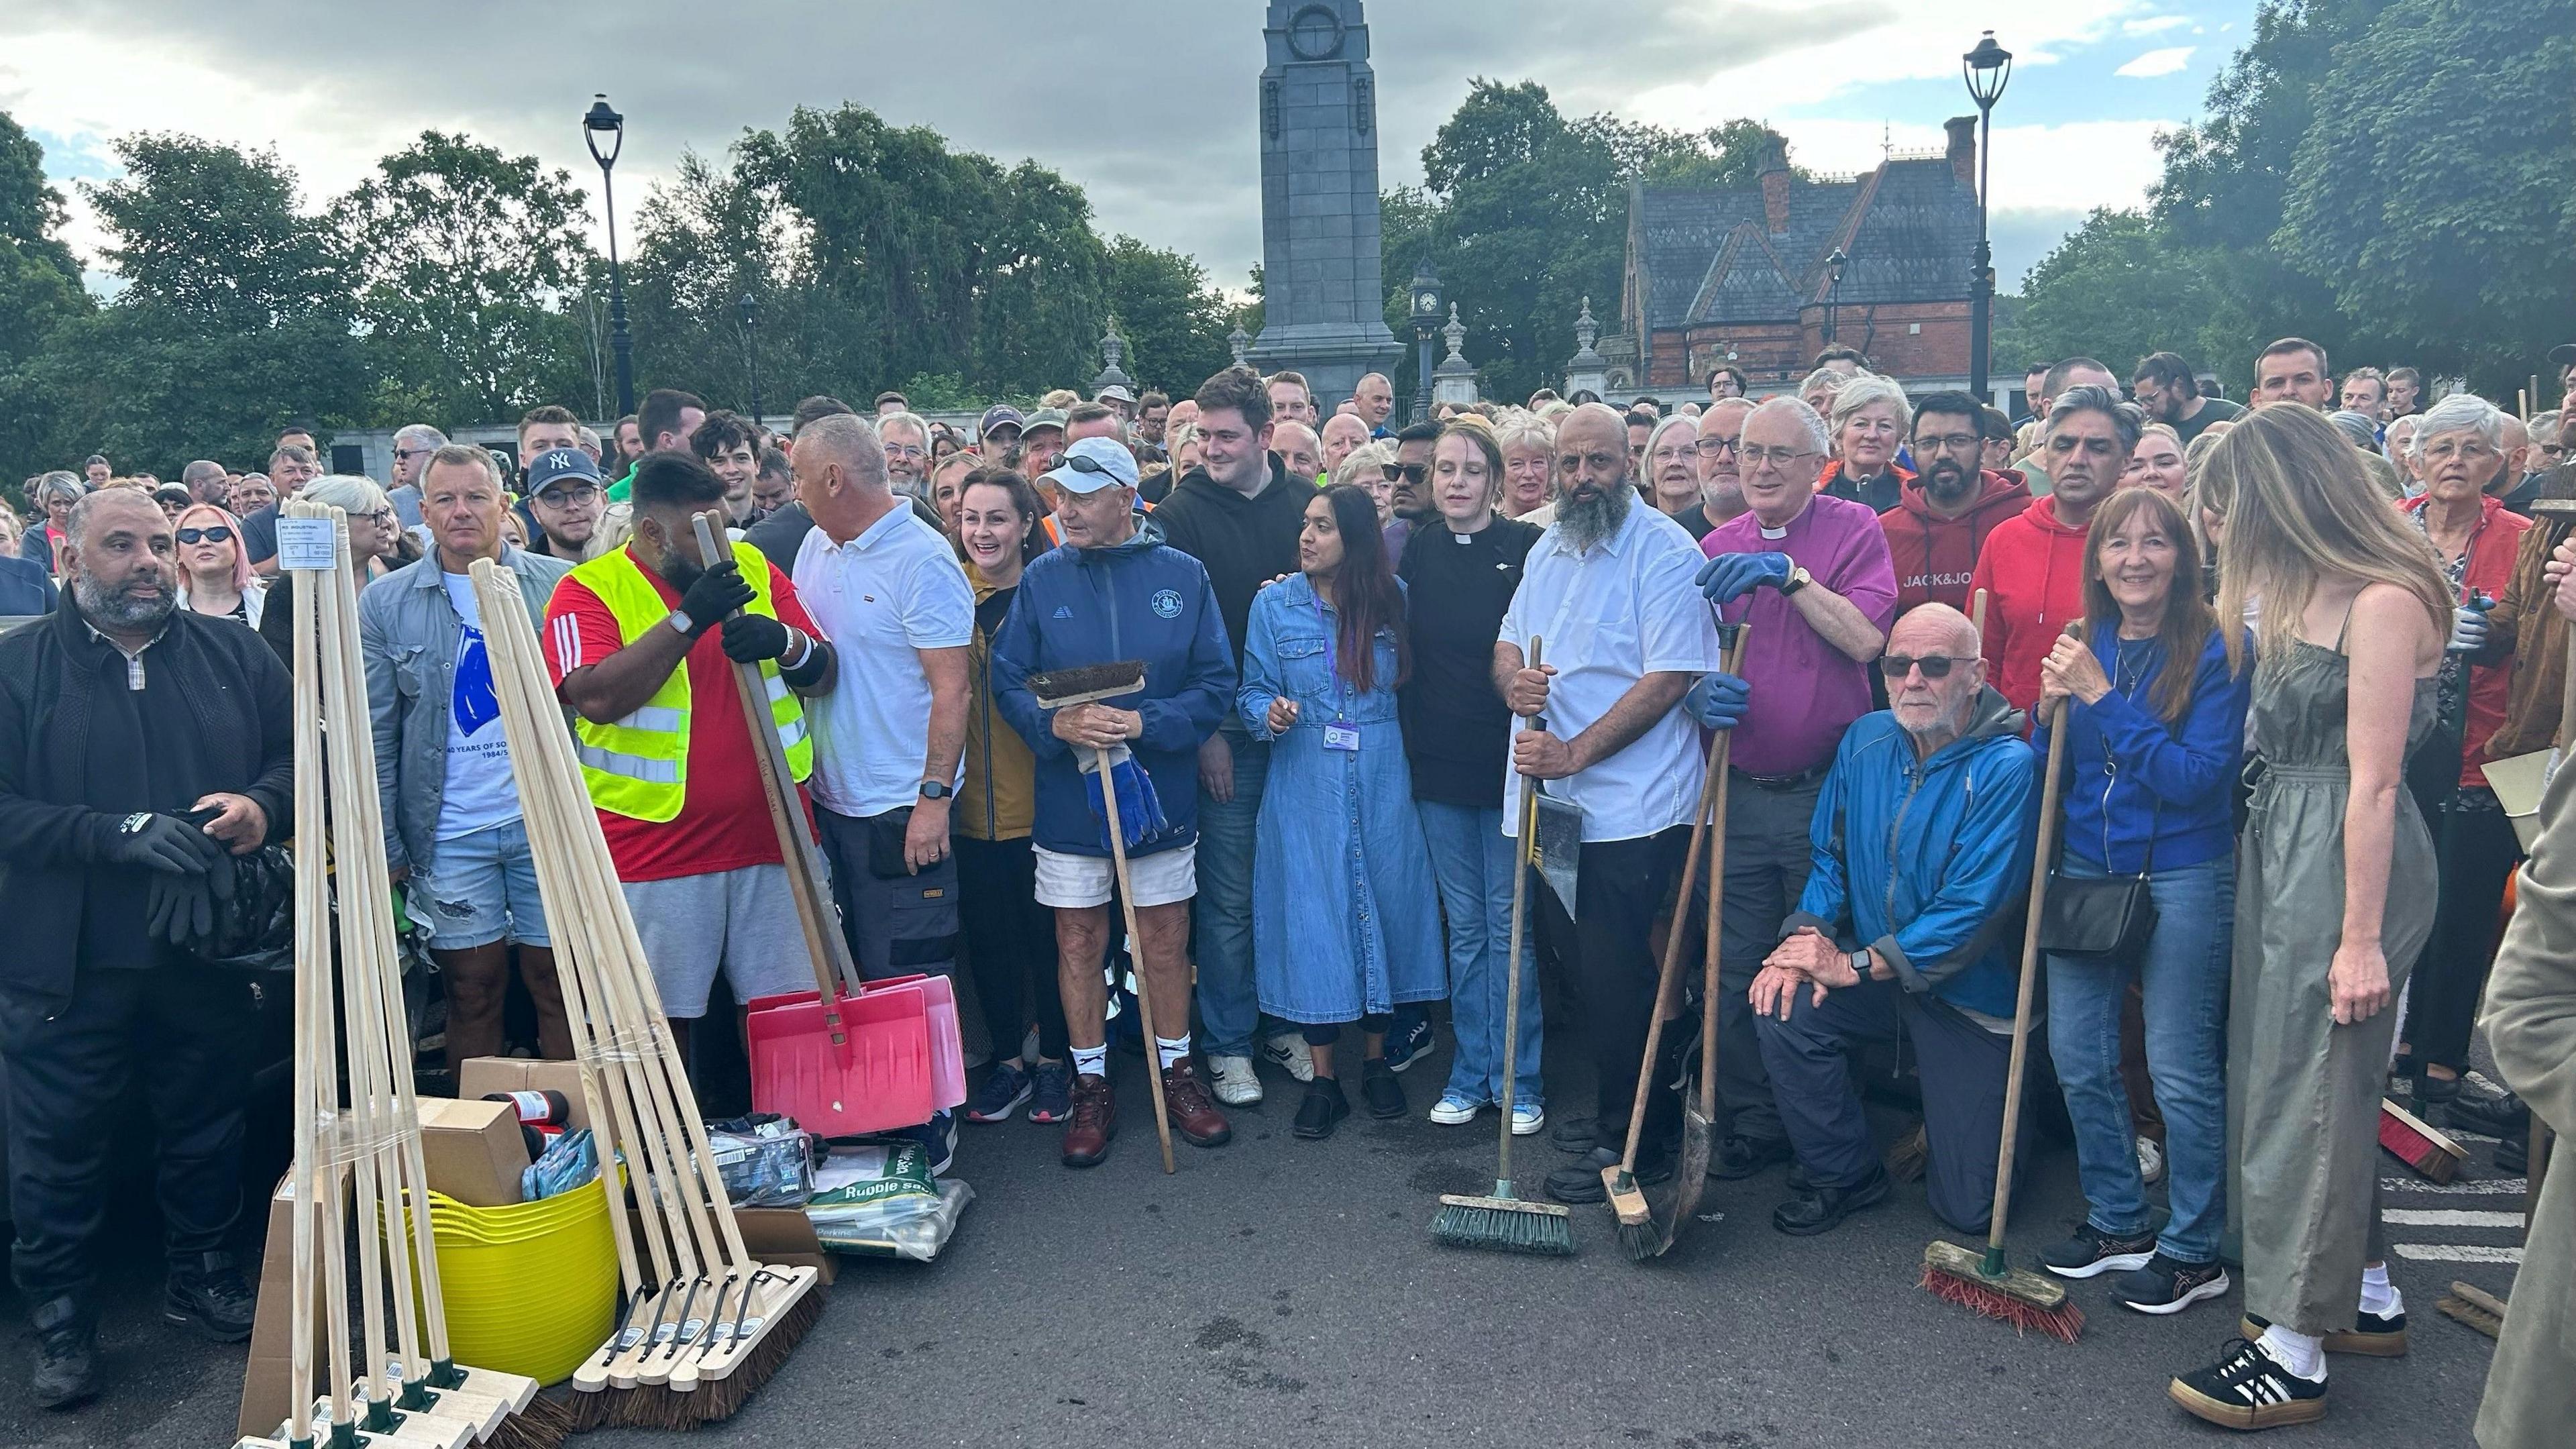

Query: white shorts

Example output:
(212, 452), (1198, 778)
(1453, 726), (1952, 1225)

(1032, 843), (1197, 910)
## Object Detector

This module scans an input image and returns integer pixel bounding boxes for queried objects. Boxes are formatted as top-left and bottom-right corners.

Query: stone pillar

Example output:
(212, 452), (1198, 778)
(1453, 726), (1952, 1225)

(1430, 305), (1478, 407)
(1564, 298), (1609, 400)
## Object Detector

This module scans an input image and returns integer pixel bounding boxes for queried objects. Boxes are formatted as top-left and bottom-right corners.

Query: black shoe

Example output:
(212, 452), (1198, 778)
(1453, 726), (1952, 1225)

(1546, 1146), (1671, 1205)
(2411, 1070), (2462, 1110)
(1550, 1114), (1598, 1154)
(1709, 1134), (1793, 1181)
(2241, 1309), (2408, 1357)
(30, 1297), (96, 1410)
(164, 1250), (256, 1342)
(2444, 1087), (2530, 1140)
(2169, 1338), (2327, 1430)
(2115, 1253), (2231, 1316)
(1293, 1077), (1350, 1140)
(2496, 1131), (2529, 1175)
(1770, 1164), (1891, 1236)
(2041, 1222), (2159, 1280)
(1359, 1057), (1406, 1119)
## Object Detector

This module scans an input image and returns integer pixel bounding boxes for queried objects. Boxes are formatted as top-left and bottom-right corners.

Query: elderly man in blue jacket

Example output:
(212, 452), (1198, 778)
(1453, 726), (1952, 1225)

(991, 435), (1239, 1169)
(1750, 602), (2037, 1238)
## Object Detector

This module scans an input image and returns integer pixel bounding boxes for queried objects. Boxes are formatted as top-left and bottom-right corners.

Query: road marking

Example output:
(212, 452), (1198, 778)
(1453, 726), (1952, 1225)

(2382, 1209), (2524, 1228)
(2381, 1177), (2528, 1195)
(2393, 1244), (2522, 1264)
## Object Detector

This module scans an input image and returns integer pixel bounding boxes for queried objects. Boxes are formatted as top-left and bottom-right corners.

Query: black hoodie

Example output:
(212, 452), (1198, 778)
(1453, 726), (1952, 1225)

(1148, 451), (1319, 668)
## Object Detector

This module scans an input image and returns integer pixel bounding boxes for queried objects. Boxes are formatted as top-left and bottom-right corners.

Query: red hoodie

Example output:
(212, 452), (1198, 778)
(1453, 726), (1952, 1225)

(1969, 494), (2091, 716)
(1879, 470), (2033, 618)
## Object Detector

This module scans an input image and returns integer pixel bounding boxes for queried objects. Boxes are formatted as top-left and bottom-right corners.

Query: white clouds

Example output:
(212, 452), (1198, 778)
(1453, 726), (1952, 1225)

(2116, 46), (2197, 76)
(2123, 14), (2196, 35)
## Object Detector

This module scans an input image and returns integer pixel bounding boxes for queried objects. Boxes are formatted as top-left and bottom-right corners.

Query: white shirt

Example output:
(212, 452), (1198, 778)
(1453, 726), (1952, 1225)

(1499, 500), (1721, 842)
(794, 502), (975, 818)
(435, 572), (522, 841)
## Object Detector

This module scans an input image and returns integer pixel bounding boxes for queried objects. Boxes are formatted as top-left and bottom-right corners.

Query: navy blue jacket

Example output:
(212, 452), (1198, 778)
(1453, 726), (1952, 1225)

(2031, 627), (2250, 874)
(990, 517), (1236, 859)
(0, 553), (58, 617)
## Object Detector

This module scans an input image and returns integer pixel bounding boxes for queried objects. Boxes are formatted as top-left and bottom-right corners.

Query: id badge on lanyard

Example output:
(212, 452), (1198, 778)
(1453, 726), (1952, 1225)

(1311, 594), (1360, 751)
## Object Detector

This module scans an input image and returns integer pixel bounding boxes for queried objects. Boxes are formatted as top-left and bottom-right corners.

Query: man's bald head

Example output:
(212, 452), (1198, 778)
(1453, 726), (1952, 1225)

(1558, 402), (1629, 457)
(1273, 421), (1322, 481)
(1889, 602), (1980, 661)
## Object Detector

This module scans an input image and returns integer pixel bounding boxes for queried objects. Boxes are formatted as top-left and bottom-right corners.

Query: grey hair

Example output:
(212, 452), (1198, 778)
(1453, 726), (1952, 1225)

(2382, 414), (2419, 467)
(1493, 409), (1555, 458)
(1333, 439), (1395, 492)
(876, 411), (932, 450)
(1828, 372), (1912, 436)
(392, 423), (449, 453)
(1747, 395), (1832, 457)
(421, 442), (504, 491)
(796, 411), (889, 488)
(301, 474), (391, 518)
(1797, 366), (1855, 403)
(1643, 413), (1699, 467)
(2530, 410), (2561, 449)
(34, 472), (88, 508)
(2412, 392), (2506, 454)
(2046, 384), (2145, 455)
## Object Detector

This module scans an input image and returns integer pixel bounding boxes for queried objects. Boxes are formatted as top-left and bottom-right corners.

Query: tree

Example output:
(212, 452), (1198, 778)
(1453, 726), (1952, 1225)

(339, 131), (598, 423)
(1102, 237), (1232, 396)
(1994, 209), (2226, 378)
(0, 112), (91, 492)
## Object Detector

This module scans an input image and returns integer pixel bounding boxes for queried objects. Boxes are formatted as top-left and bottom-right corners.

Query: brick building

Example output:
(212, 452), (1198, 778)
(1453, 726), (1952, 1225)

(1601, 119), (1989, 401)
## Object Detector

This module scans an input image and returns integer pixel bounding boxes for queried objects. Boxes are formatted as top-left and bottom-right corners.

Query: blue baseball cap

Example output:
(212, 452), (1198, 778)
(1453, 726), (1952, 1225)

(1043, 435), (1141, 495)
(523, 447), (602, 498)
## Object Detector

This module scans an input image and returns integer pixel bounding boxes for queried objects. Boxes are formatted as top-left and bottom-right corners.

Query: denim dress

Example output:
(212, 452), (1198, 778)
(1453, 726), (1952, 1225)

(1238, 574), (1446, 1026)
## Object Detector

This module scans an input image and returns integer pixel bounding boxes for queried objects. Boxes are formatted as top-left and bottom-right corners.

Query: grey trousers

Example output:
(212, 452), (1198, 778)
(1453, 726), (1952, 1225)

(1682, 771), (1821, 1145)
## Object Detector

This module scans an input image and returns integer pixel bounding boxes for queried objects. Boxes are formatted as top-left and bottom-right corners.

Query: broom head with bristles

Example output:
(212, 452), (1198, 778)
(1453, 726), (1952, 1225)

(1921, 1239), (2084, 1342)
(1027, 661), (1147, 710)
(2436, 1280), (2507, 1340)
(1432, 1189), (1574, 1256)
(585, 1264), (825, 1430)
(1601, 1167), (1664, 1261)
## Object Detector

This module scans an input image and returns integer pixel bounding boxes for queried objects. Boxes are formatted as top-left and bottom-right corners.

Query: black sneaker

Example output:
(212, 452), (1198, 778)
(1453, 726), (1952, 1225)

(29, 1297), (96, 1410)
(2241, 1309), (2408, 1357)
(1359, 1057), (1406, 1118)
(165, 1251), (256, 1342)
(2041, 1223), (2158, 1280)
(889, 1111), (957, 1175)
(2169, 1337), (2327, 1430)
(2115, 1253), (2231, 1316)
(1547, 1146), (1671, 1205)
(2496, 1130), (2529, 1175)
(1709, 1134), (1793, 1181)
(1382, 1016), (1434, 1072)
(965, 1061), (1034, 1123)
(1293, 1077), (1350, 1140)
(1028, 1061), (1075, 1124)
(1770, 1163), (1891, 1236)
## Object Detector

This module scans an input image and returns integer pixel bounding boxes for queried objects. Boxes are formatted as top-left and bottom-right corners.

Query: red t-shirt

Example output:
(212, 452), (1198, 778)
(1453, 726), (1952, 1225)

(544, 554), (820, 883)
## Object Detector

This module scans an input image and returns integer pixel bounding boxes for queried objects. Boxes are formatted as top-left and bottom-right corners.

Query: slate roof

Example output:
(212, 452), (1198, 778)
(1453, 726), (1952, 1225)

(1639, 158), (1978, 329)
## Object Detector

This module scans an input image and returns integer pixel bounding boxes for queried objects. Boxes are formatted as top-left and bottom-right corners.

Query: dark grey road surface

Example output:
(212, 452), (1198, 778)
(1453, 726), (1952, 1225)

(0, 1041), (2514, 1448)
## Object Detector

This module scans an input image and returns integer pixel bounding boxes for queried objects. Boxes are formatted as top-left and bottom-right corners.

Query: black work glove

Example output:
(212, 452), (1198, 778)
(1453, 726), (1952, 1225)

(145, 871), (215, 945)
(721, 614), (793, 663)
(674, 559), (754, 639)
(100, 812), (221, 875)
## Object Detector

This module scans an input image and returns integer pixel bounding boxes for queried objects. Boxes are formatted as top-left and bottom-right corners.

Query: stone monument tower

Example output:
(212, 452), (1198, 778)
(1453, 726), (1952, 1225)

(1247, 1), (1402, 409)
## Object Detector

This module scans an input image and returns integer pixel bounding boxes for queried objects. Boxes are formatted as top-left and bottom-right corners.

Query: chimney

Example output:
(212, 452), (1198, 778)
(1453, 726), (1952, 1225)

(1758, 131), (1790, 234)
(1945, 115), (1978, 191)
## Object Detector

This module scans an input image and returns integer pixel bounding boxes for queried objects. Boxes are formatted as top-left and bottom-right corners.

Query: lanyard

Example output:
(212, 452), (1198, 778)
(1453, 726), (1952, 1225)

(1308, 591), (1350, 722)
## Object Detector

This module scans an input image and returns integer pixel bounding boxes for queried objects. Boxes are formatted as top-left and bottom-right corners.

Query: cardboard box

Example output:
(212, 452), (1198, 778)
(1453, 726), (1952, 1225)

(418, 1097), (529, 1208)
(457, 1057), (592, 1132)
(237, 1171), (337, 1440)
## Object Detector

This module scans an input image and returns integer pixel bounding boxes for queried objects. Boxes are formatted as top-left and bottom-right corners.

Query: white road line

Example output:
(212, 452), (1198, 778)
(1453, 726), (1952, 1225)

(2393, 1244), (2523, 1264)
(2382, 1209), (2525, 1228)
(2381, 1177), (2528, 1195)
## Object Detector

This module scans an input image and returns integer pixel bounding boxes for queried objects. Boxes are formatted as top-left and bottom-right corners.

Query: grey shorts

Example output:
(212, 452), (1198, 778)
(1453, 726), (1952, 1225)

(621, 865), (818, 1018)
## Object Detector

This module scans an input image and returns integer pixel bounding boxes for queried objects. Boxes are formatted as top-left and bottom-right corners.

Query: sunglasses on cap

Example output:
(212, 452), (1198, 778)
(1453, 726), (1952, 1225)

(1380, 462), (1429, 486)
(176, 526), (233, 545)
(1880, 655), (1977, 680)
(1061, 453), (1127, 478)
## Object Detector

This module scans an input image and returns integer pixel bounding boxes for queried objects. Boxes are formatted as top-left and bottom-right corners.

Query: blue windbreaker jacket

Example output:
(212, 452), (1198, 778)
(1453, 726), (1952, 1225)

(1784, 687), (2038, 1020)
(2029, 627), (2251, 875)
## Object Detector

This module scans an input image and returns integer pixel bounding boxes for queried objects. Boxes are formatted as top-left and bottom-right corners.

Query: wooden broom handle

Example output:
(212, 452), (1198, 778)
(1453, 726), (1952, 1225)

(1986, 629), (2078, 1258)
(1697, 625), (1749, 1121)
(1090, 742), (1177, 1174)
(1617, 688), (1729, 1176)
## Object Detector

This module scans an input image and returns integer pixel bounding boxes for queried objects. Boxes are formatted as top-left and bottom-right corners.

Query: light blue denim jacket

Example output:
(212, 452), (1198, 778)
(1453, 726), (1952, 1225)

(358, 546), (571, 875)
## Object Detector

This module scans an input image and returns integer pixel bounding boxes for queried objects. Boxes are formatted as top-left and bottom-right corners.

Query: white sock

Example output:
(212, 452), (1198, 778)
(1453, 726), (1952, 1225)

(1071, 1044), (1108, 1079)
(1156, 1034), (1191, 1071)
(2359, 1265), (2401, 1318)
(2257, 1324), (2326, 1381)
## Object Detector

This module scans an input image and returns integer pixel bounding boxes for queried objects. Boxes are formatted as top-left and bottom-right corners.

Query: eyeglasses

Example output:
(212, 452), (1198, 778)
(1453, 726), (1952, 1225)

(534, 484), (601, 508)
(1880, 654), (1977, 680)
(176, 526), (234, 545)
(1691, 435), (1743, 458)
(394, 447), (434, 462)
(883, 443), (930, 460)
(1743, 445), (1822, 470)
(1915, 433), (1984, 455)
(366, 509), (396, 528)
(1380, 462), (1429, 486)
(2418, 439), (2497, 465)
(1060, 453), (1130, 483)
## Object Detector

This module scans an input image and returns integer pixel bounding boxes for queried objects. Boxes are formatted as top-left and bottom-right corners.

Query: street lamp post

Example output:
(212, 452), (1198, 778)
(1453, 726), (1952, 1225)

(739, 292), (761, 424)
(1407, 260), (1443, 423)
(1963, 31), (2012, 401)
(584, 95), (636, 419)
(1822, 249), (1847, 345)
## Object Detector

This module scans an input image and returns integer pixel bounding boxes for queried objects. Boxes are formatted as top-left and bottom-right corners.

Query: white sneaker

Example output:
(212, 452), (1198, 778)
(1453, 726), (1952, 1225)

(1428, 1093), (1481, 1126)
(1207, 1054), (1263, 1106)
(1511, 1102), (1545, 1136)
(2137, 1135), (2167, 1186)
(1260, 1034), (1315, 1083)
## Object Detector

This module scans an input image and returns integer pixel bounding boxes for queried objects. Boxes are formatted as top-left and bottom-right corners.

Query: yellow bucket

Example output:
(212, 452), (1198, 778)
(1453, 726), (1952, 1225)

(396, 1175), (619, 1386)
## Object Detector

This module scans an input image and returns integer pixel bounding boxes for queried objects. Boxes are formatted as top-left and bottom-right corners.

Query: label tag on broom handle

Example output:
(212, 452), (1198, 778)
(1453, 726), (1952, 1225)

(276, 516), (339, 572)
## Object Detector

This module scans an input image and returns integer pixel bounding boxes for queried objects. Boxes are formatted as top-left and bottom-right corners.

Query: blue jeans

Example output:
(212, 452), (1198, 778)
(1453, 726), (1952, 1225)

(1192, 730), (1269, 1057)
(1419, 801), (1542, 1109)
(2045, 853), (2234, 1263)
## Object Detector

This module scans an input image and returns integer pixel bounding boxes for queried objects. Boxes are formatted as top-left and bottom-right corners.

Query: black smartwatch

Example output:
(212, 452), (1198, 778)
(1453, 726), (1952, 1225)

(918, 780), (953, 801)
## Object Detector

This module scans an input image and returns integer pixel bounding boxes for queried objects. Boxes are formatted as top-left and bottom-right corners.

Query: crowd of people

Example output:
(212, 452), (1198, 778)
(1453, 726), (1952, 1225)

(6, 335), (2575, 1437)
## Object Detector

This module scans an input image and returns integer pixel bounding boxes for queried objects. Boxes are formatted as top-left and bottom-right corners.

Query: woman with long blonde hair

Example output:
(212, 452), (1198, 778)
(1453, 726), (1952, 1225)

(2169, 405), (2449, 1430)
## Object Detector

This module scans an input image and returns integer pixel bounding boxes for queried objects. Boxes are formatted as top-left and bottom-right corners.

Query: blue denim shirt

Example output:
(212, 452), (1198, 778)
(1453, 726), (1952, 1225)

(358, 547), (571, 874)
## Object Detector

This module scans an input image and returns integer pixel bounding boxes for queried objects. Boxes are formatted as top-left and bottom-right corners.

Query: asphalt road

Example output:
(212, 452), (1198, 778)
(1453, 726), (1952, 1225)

(0, 1037), (2518, 1449)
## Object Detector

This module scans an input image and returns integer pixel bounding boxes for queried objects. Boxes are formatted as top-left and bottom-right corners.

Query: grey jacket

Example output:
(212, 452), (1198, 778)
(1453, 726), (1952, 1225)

(358, 545), (571, 875)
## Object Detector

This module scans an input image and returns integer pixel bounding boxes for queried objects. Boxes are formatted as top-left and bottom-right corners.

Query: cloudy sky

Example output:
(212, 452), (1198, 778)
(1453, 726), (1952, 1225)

(5, 0), (2251, 296)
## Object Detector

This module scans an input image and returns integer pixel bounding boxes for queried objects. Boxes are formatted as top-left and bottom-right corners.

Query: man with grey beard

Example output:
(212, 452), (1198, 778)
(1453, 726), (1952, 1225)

(1494, 402), (1729, 1203)
(0, 488), (293, 1405)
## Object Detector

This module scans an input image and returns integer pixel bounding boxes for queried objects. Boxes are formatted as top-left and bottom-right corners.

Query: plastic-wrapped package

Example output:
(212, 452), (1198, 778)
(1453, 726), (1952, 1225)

(706, 1113), (820, 1208)
(804, 1142), (973, 1261)
(520, 1128), (599, 1202)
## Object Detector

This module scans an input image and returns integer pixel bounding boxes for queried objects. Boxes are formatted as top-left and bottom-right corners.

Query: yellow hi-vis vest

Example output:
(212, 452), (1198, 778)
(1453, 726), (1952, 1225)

(566, 541), (812, 822)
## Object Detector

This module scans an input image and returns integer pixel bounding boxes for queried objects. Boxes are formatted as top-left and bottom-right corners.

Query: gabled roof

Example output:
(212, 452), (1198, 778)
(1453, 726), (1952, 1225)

(1636, 156), (1976, 329)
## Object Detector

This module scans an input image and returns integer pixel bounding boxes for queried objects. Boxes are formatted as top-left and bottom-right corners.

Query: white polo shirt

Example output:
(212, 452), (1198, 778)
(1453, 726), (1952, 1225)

(793, 502), (975, 818)
(1499, 499), (1721, 843)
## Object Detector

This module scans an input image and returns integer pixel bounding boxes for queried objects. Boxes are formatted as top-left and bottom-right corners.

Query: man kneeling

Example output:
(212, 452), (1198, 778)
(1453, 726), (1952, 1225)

(1750, 604), (2037, 1236)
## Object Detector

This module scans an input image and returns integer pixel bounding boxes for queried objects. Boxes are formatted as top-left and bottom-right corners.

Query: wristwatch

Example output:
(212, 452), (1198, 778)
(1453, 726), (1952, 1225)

(665, 608), (695, 637)
(918, 780), (953, 801)
(1847, 949), (1870, 982)
(1778, 566), (1813, 598)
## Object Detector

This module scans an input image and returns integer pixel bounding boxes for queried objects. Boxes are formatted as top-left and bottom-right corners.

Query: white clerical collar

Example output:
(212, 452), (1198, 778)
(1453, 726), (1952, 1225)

(1758, 524), (1789, 540)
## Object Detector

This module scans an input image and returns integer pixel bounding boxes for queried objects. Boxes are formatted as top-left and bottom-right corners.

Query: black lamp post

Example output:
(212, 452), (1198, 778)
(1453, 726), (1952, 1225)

(1407, 259), (1442, 423)
(1963, 30), (2012, 401)
(584, 95), (636, 419)
(739, 292), (761, 423)
(1822, 250), (1847, 345)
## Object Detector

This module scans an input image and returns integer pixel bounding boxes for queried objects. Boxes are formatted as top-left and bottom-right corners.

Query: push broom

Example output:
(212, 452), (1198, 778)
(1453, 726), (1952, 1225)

(1919, 627), (2083, 1342)
(1433, 637), (1573, 1255)
(1654, 621), (1747, 1256)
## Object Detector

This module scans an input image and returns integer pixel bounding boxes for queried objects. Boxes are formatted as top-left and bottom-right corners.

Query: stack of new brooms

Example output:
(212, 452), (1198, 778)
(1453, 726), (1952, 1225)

(465, 555), (821, 1429)
(238, 502), (555, 1449)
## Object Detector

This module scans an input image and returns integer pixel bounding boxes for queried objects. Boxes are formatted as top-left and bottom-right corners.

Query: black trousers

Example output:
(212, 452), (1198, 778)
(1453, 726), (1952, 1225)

(1683, 772), (1822, 1146)
(816, 806), (961, 985)
(2, 965), (254, 1303)
(955, 835), (1068, 1062)
(2402, 788), (2520, 1073)
(1535, 826), (1688, 1156)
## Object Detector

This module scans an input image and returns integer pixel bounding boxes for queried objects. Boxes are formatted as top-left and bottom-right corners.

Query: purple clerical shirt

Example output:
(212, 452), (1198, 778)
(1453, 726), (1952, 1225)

(1701, 492), (1898, 777)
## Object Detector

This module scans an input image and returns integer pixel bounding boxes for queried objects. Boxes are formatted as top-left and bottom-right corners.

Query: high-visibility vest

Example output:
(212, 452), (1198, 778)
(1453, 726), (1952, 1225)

(566, 541), (812, 822)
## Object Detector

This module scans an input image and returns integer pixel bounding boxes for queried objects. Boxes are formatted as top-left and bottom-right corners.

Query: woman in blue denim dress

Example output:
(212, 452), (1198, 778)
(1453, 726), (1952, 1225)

(1240, 484), (1446, 1139)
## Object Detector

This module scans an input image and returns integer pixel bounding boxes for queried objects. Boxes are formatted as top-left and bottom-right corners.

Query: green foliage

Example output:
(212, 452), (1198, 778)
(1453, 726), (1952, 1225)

(1992, 209), (2225, 378)
(0, 115), (90, 492)
(1102, 236), (1234, 396)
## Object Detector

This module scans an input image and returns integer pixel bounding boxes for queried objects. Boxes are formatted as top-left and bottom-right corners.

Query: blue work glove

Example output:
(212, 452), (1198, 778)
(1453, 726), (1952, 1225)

(1683, 671), (1752, 731)
(2446, 592), (2492, 655)
(1696, 551), (1793, 606)
(1083, 745), (1172, 851)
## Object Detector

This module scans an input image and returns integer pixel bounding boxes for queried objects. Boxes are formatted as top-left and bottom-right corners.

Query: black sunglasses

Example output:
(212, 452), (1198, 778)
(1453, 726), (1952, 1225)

(1880, 654), (1977, 680)
(1380, 462), (1429, 486)
(1060, 453), (1128, 480)
(176, 526), (233, 545)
